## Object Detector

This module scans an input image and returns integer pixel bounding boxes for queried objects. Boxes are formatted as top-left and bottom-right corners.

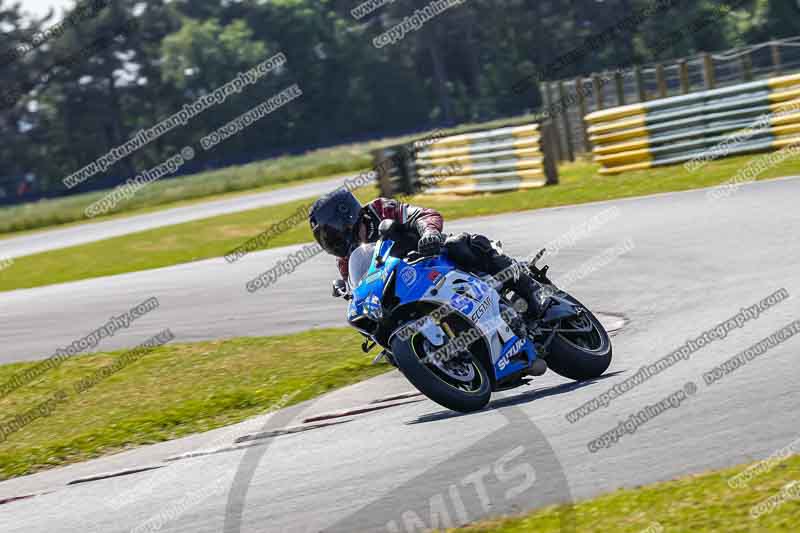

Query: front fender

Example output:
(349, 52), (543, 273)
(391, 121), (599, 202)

(540, 293), (580, 324)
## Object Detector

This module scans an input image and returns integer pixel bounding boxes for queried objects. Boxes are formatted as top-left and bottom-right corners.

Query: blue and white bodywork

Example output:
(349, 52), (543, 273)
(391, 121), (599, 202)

(347, 239), (539, 383)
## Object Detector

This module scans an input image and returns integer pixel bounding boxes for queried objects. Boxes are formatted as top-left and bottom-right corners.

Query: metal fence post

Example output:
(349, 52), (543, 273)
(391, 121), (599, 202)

(592, 74), (605, 110)
(678, 60), (690, 94)
(544, 83), (565, 162)
(614, 71), (626, 105)
(741, 51), (753, 82)
(396, 144), (416, 195)
(771, 42), (782, 75)
(656, 64), (667, 98)
(575, 77), (591, 153)
(373, 148), (396, 197)
(634, 66), (647, 102)
(558, 81), (575, 162)
(703, 53), (716, 90)
(540, 121), (560, 186)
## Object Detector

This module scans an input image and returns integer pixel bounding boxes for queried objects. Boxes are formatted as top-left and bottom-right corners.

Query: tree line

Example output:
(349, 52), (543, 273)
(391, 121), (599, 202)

(0, 0), (797, 200)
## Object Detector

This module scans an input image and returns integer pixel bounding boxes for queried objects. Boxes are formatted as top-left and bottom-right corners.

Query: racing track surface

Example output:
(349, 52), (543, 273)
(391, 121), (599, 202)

(0, 173), (352, 259)
(0, 177), (799, 532)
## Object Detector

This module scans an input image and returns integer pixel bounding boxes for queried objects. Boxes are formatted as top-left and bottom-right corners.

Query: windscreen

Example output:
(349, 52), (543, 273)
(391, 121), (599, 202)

(348, 243), (376, 289)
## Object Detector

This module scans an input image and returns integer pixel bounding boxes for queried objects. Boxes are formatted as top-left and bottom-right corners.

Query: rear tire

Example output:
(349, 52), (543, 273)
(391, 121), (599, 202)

(545, 295), (612, 381)
(390, 334), (491, 413)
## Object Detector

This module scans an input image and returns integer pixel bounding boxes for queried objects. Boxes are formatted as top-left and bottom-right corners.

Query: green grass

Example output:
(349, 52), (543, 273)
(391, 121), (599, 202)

(448, 455), (800, 532)
(414, 153), (799, 220)
(0, 185), (381, 291)
(0, 185), (376, 290)
(2, 154), (799, 292)
(0, 171), (340, 243)
(0, 147), (373, 235)
(0, 113), (543, 236)
(2, 324), (798, 533)
(0, 327), (387, 480)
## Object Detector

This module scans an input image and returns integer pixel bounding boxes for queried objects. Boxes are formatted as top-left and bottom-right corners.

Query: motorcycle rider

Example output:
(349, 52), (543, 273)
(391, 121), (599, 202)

(308, 189), (545, 323)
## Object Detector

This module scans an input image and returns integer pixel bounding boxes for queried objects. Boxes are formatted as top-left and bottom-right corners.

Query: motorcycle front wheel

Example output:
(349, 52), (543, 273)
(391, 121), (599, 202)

(390, 331), (491, 413)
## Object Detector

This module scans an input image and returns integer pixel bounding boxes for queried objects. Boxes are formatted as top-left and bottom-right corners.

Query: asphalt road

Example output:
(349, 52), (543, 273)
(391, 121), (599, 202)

(0, 174), (355, 259)
(3, 177), (799, 364)
(1, 178), (799, 532)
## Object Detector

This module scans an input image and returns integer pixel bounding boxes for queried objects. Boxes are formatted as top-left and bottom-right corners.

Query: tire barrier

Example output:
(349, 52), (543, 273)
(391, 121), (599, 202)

(374, 123), (559, 197)
(413, 124), (550, 194)
(585, 73), (800, 175)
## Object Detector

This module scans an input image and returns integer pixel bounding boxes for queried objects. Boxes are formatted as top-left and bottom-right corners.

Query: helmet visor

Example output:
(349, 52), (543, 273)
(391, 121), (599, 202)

(316, 223), (355, 257)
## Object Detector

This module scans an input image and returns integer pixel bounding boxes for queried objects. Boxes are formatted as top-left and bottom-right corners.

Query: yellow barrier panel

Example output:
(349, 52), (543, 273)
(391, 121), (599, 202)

(767, 73), (800, 89)
(415, 122), (549, 194)
(587, 72), (800, 175)
(423, 124), (539, 149)
(585, 103), (646, 124)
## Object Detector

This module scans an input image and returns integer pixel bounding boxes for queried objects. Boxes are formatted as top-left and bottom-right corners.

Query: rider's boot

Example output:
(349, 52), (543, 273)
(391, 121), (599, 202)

(489, 255), (542, 316)
(510, 270), (546, 322)
(481, 246), (546, 324)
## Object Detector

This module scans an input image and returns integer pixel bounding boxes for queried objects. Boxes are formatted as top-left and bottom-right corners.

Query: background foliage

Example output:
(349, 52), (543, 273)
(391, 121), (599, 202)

(0, 0), (798, 198)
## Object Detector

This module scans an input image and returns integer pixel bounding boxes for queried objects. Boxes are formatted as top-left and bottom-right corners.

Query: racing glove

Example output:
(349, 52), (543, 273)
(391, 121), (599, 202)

(332, 279), (348, 298)
(418, 229), (445, 256)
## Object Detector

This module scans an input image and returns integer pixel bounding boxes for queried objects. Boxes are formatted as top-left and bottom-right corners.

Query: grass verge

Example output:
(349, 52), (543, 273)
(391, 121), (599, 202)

(0, 171), (341, 243)
(0, 150), (371, 236)
(2, 325), (798, 533)
(449, 455), (800, 532)
(2, 154), (799, 292)
(0, 327), (387, 481)
(0, 113), (542, 236)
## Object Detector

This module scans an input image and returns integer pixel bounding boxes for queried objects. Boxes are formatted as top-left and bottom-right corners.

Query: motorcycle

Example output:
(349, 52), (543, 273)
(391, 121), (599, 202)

(334, 220), (612, 413)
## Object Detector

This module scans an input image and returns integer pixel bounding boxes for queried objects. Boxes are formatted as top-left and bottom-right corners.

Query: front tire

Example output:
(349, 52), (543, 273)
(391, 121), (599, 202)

(545, 295), (612, 381)
(390, 333), (491, 413)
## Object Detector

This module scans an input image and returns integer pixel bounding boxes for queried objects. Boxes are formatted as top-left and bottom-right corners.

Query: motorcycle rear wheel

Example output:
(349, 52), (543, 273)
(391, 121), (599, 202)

(545, 294), (612, 381)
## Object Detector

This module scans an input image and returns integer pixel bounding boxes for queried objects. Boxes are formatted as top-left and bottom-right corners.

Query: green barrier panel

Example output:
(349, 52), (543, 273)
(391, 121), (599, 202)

(417, 147), (542, 166)
(417, 135), (540, 160)
(586, 72), (800, 175)
(417, 124), (538, 150)
(597, 135), (800, 175)
(586, 73), (800, 124)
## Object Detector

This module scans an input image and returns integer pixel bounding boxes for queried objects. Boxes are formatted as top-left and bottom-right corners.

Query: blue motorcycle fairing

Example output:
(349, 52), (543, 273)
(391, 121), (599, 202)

(348, 242), (401, 322)
(495, 337), (536, 380)
(348, 239), (539, 385)
(393, 255), (453, 304)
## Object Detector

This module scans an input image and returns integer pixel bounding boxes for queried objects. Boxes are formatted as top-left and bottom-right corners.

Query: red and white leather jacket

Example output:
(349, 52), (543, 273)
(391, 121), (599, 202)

(336, 197), (443, 280)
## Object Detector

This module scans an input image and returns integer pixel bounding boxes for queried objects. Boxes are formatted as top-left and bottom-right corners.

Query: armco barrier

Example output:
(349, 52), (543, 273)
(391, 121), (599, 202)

(413, 123), (554, 194)
(374, 123), (558, 197)
(585, 73), (800, 175)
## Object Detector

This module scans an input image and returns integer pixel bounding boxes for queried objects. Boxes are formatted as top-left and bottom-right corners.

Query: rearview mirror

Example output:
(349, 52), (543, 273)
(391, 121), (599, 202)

(332, 279), (351, 300)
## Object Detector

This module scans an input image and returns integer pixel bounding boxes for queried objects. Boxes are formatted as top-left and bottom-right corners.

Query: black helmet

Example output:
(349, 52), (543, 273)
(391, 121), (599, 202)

(309, 188), (362, 257)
